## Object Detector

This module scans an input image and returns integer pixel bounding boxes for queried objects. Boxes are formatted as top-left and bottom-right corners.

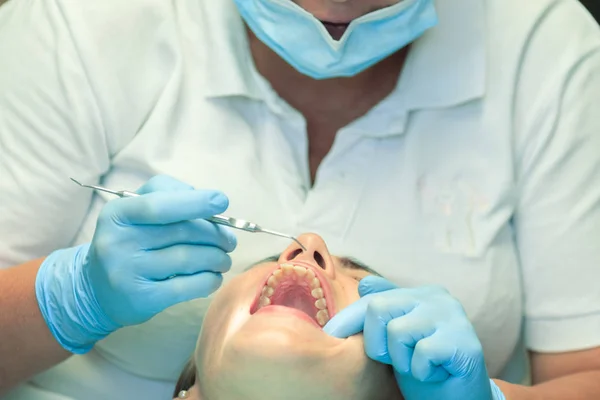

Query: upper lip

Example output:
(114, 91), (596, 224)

(252, 261), (336, 318)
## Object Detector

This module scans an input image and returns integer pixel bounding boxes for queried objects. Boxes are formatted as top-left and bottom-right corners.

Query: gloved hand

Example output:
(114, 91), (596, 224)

(323, 276), (506, 400)
(36, 175), (237, 353)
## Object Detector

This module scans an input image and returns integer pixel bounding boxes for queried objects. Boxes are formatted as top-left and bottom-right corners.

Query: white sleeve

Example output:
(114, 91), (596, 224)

(0, 0), (109, 268)
(514, 1), (600, 353)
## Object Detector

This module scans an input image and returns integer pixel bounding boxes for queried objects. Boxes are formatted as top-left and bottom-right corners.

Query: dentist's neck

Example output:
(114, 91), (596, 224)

(246, 27), (409, 119)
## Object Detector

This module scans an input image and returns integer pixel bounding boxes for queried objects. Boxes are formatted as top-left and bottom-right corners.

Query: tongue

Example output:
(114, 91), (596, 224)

(270, 284), (317, 318)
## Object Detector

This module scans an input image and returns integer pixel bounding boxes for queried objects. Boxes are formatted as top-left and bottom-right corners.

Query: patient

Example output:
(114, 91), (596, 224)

(172, 233), (403, 400)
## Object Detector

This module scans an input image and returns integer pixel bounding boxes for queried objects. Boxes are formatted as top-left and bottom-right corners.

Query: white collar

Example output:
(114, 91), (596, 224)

(396, 0), (487, 111)
(200, 0), (263, 99)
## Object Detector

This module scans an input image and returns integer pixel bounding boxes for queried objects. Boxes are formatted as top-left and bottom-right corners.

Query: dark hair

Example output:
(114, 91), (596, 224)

(581, 0), (600, 24)
(173, 358), (197, 397)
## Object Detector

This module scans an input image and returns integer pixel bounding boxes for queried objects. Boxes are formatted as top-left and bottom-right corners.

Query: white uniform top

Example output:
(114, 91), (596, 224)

(1, 0), (600, 399)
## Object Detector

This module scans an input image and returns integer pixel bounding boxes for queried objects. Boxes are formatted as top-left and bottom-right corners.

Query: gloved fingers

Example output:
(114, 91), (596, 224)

(134, 219), (237, 252)
(135, 175), (196, 194)
(104, 189), (229, 225)
(358, 276), (400, 297)
(363, 295), (400, 364)
(322, 294), (372, 337)
(160, 272), (224, 304)
(436, 328), (485, 378)
(385, 311), (436, 374)
(138, 244), (232, 280)
(409, 334), (453, 382)
(324, 288), (417, 339)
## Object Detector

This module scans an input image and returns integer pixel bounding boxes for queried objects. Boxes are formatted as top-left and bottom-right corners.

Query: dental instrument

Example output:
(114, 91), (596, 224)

(70, 178), (307, 251)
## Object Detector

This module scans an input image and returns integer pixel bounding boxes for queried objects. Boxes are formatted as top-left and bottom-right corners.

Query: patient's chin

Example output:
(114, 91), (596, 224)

(218, 315), (366, 365)
(197, 332), (402, 400)
(198, 357), (401, 400)
(199, 355), (359, 400)
(196, 306), (403, 400)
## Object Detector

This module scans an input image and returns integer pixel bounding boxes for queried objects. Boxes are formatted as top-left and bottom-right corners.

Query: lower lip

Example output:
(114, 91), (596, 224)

(321, 21), (350, 28)
(254, 306), (323, 329)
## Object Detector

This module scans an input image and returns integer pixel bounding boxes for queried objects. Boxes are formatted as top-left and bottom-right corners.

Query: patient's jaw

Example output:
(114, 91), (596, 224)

(193, 233), (402, 400)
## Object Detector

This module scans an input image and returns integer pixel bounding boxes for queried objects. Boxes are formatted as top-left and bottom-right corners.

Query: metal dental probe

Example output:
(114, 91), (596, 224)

(69, 178), (307, 251)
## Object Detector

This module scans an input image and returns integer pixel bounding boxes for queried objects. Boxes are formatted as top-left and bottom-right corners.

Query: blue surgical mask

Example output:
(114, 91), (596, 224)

(233, 0), (438, 79)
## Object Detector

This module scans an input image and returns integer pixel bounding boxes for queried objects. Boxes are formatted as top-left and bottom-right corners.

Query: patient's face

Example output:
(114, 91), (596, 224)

(192, 233), (402, 400)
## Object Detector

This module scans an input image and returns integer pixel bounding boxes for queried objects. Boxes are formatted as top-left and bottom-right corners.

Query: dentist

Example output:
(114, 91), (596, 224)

(1, 0), (599, 399)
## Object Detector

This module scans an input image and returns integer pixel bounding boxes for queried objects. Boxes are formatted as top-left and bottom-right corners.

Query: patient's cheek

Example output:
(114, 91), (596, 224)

(333, 277), (362, 311)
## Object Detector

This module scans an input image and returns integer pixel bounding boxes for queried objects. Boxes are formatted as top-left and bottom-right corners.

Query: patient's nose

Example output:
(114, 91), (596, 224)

(278, 233), (336, 278)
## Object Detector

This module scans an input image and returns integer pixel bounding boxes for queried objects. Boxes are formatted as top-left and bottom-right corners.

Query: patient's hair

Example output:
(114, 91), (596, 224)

(173, 358), (197, 397)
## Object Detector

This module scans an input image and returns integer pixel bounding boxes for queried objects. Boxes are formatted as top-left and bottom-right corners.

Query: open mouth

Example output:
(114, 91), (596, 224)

(320, 21), (350, 40)
(250, 262), (335, 328)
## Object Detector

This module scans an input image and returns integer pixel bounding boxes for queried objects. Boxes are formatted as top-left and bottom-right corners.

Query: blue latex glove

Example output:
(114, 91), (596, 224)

(36, 175), (237, 353)
(323, 276), (506, 400)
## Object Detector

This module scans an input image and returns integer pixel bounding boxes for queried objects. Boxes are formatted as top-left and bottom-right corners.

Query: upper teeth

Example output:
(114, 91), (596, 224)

(257, 263), (330, 326)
